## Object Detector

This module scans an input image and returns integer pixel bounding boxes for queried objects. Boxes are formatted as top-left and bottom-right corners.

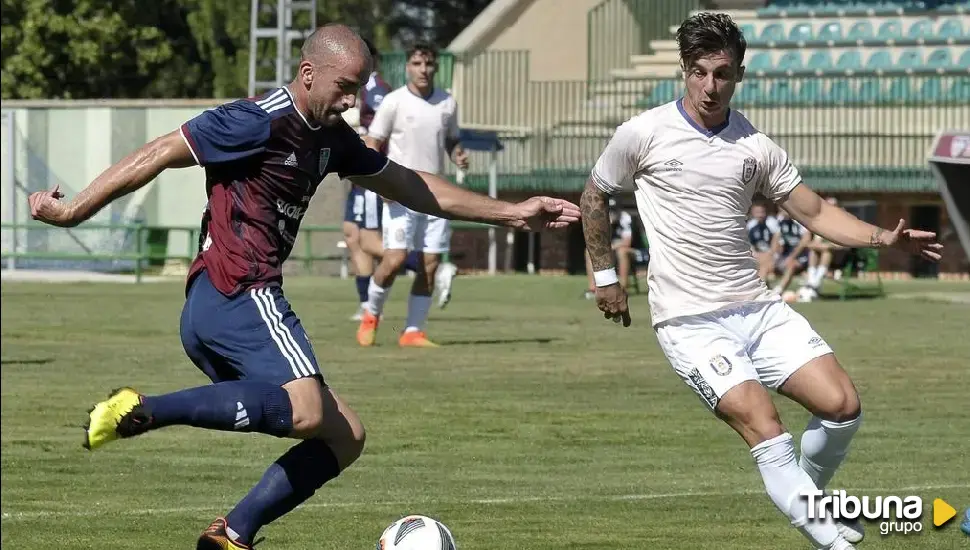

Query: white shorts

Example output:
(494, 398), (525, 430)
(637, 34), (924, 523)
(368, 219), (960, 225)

(382, 200), (451, 253)
(655, 300), (833, 411)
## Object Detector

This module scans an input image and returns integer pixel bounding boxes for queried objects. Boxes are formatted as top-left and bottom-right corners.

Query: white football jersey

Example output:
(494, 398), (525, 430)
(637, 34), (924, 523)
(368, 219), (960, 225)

(591, 100), (802, 326)
(367, 86), (459, 175)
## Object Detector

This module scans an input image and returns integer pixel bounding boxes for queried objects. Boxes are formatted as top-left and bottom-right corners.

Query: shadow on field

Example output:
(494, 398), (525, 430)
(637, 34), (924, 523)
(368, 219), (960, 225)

(438, 337), (561, 346)
(1, 358), (54, 366)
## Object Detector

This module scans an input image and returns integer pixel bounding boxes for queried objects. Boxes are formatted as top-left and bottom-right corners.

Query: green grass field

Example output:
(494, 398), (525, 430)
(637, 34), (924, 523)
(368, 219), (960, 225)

(2, 276), (969, 549)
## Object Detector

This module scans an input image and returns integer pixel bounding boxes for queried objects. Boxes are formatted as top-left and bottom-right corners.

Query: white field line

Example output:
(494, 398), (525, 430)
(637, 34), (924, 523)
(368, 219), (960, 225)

(2, 484), (967, 521)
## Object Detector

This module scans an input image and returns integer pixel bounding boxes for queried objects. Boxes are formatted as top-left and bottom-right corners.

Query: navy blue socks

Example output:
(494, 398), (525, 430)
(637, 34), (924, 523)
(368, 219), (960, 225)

(355, 275), (370, 303)
(142, 381), (293, 437)
(225, 440), (341, 544)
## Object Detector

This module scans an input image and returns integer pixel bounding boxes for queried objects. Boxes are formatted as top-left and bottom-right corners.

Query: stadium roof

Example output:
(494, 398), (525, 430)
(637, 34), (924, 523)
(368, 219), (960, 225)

(447, 0), (531, 54)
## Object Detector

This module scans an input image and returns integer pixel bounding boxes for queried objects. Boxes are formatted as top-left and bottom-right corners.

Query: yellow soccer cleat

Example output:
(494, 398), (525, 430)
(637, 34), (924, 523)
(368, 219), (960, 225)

(398, 330), (439, 348)
(82, 387), (151, 450)
(197, 518), (253, 550)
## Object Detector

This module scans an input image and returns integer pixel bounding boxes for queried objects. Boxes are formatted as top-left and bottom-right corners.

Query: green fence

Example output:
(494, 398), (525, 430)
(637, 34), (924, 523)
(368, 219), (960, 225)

(454, 66), (968, 194)
(1, 221), (492, 282)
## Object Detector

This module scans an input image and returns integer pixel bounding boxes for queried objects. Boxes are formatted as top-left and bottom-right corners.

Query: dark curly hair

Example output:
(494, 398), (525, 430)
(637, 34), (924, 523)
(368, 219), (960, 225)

(676, 12), (746, 70)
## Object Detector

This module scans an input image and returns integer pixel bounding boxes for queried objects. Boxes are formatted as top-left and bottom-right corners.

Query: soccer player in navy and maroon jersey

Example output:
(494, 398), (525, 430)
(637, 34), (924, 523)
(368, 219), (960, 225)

(27, 24), (581, 550)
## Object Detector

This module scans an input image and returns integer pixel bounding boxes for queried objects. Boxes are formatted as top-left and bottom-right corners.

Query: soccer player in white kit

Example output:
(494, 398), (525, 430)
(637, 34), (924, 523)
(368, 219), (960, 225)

(358, 43), (469, 347)
(582, 14), (942, 550)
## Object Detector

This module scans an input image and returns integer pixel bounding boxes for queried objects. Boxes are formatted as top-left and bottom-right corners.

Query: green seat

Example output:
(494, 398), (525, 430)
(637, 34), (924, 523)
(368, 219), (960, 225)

(836, 50), (863, 71)
(926, 48), (953, 69)
(907, 19), (934, 40)
(938, 19), (965, 40)
(777, 51), (804, 71)
(761, 23), (785, 43)
(740, 23), (758, 42)
(817, 21), (844, 42)
(876, 20), (903, 41)
(807, 50), (834, 70)
(866, 50), (893, 71)
(847, 21), (874, 41)
(896, 48), (923, 70)
(747, 52), (774, 72)
(788, 22), (814, 42)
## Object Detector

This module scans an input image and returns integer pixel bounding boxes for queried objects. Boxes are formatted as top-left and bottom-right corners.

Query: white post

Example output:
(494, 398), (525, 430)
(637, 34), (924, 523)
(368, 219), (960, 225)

(487, 146), (498, 275)
(527, 232), (535, 274)
(6, 111), (16, 271)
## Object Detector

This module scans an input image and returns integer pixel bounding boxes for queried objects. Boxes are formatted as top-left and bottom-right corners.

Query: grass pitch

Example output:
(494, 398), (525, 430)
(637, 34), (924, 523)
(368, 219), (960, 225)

(2, 275), (968, 549)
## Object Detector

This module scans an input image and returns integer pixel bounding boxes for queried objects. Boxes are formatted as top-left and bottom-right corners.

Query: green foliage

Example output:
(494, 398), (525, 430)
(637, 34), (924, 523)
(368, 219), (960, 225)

(0, 0), (491, 100)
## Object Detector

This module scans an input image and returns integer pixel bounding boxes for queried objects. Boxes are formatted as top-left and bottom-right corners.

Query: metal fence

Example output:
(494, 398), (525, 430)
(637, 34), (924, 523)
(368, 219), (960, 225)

(452, 51), (969, 194)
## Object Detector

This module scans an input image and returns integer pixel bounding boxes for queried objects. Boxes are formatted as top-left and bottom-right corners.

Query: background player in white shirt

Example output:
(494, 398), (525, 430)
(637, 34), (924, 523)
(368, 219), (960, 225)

(581, 13), (942, 550)
(359, 43), (469, 347)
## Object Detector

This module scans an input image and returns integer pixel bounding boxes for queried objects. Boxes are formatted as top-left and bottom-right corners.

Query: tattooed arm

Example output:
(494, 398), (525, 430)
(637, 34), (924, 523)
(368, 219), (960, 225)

(581, 180), (616, 271)
(780, 184), (892, 248)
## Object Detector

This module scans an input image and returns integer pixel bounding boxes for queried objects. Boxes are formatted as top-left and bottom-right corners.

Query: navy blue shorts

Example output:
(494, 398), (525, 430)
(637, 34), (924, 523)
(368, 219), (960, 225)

(180, 271), (322, 386)
(343, 186), (382, 230)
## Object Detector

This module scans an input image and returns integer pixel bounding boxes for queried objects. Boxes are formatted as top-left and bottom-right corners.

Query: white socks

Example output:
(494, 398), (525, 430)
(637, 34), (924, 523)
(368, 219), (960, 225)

(404, 294), (432, 332)
(799, 414), (862, 490)
(365, 279), (391, 316)
(751, 433), (843, 548)
(808, 265), (828, 289)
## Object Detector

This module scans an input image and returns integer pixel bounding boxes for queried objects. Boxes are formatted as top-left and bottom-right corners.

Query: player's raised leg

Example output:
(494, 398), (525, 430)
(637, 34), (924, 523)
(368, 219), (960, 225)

(199, 381), (366, 550)
(747, 300), (865, 544)
(655, 314), (855, 550)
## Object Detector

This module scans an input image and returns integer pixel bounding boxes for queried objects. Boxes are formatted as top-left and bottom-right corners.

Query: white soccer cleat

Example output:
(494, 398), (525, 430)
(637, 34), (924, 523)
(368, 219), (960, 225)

(350, 304), (366, 321)
(818, 537), (856, 550)
(435, 262), (458, 309)
(836, 518), (865, 544)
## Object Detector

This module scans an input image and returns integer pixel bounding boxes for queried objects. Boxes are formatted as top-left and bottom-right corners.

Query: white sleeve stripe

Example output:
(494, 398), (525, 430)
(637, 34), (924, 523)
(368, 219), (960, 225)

(590, 170), (622, 194)
(179, 126), (201, 166)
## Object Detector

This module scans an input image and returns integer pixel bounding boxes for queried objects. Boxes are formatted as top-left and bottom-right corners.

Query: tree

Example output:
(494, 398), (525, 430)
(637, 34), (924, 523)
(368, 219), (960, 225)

(1, 0), (204, 99)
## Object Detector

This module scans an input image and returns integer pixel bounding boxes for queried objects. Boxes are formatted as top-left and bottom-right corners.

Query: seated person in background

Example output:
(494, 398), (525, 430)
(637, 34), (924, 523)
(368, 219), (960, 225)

(746, 202), (778, 281)
(799, 197), (857, 300)
(771, 207), (811, 296)
(584, 198), (637, 299)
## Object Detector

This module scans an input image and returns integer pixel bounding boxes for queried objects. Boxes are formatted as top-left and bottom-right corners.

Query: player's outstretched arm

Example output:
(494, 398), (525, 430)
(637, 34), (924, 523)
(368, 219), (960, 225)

(28, 131), (195, 228)
(780, 183), (943, 261)
(349, 160), (580, 231)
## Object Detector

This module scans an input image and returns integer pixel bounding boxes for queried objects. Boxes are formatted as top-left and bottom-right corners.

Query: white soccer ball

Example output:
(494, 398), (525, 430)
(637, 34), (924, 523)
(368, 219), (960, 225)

(377, 515), (456, 550)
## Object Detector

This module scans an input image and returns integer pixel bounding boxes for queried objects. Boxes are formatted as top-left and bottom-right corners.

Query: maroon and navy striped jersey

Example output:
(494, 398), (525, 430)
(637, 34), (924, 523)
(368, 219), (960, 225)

(180, 86), (387, 297)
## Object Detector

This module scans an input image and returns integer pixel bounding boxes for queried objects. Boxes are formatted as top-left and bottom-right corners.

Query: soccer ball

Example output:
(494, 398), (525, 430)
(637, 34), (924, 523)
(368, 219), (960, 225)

(377, 515), (456, 550)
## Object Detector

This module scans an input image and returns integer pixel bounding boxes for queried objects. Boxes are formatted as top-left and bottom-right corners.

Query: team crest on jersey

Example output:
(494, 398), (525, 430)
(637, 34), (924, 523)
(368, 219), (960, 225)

(742, 157), (758, 183)
(709, 355), (732, 376)
(318, 148), (331, 173)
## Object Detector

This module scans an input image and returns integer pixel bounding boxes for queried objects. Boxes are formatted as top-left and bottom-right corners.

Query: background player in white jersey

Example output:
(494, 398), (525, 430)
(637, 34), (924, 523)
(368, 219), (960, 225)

(358, 43), (469, 347)
(581, 13), (942, 550)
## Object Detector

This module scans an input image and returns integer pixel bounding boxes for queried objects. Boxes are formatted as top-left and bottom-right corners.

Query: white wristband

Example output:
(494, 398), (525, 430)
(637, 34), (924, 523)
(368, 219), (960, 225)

(593, 268), (619, 287)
